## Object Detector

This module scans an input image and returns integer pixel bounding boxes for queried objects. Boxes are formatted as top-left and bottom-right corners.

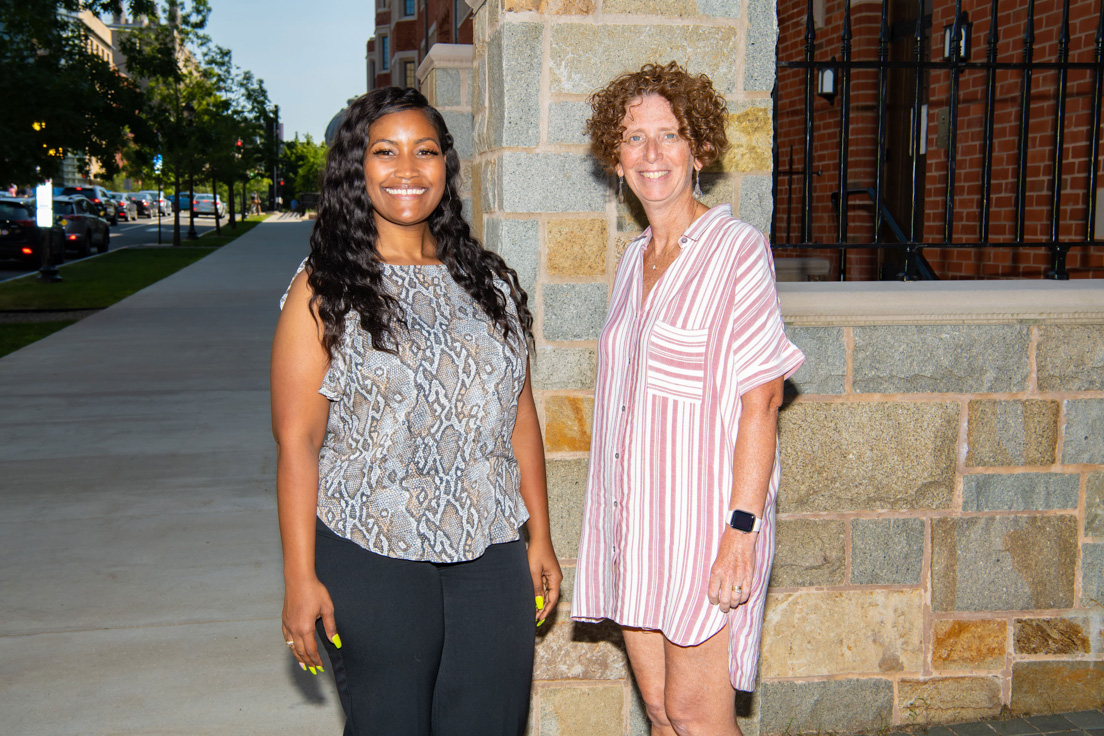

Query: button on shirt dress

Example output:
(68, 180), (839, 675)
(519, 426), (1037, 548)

(572, 205), (804, 692)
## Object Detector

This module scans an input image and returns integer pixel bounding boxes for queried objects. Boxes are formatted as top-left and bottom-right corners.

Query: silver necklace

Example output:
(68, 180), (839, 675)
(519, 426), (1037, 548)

(647, 244), (679, 270)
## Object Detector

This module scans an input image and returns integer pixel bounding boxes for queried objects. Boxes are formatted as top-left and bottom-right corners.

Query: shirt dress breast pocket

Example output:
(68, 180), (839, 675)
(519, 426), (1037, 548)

(645, 320), (710, 404)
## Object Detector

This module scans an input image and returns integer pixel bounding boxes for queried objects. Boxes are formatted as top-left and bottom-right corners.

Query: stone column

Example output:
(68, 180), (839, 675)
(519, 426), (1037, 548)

(417, 43), (477, 221)
(463, 0), (779, 733)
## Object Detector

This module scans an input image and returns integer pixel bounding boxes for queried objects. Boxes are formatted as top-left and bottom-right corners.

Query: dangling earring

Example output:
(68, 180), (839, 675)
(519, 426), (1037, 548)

(693, 169), (703, 199)
(617, 175), (625, 204)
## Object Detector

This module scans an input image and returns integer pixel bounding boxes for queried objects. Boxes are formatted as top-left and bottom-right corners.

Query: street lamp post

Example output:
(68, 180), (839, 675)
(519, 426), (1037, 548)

(183, 102), (198, 241)
(154, 142), (163, 246)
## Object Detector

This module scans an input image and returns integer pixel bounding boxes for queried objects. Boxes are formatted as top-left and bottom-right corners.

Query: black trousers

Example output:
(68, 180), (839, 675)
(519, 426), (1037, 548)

(314, 520), (535, 736)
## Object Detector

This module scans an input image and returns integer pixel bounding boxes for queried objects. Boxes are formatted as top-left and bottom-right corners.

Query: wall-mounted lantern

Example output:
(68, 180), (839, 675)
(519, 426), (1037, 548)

(943, 13), (972, 61)
(817, 56), (838, 105)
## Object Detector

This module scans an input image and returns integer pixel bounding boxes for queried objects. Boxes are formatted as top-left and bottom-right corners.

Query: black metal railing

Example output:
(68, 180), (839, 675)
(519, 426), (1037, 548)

(771, 0), (1104, 280)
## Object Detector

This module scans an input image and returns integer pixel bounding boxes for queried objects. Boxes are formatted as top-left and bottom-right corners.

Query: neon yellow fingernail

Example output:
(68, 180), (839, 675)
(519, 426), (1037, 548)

(332, 634), (342, 649)
(318, 666), (325, 673)
(309, 666), (317, 675)
(535, 595), (544, 609)
(537, 618), (545, 627)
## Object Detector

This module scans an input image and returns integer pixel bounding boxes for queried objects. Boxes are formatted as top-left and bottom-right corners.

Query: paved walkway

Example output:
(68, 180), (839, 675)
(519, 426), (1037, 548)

(0, 219), (343, 734)
(892, 710), (1104, 736)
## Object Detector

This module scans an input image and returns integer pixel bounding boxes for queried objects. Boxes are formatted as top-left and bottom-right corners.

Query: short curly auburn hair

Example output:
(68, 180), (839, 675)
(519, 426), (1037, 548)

(585, 61), (729, 172)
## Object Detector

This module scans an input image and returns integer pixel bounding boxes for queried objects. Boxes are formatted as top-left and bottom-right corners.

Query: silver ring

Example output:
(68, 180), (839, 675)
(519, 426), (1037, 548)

(285, 640), (294, 649)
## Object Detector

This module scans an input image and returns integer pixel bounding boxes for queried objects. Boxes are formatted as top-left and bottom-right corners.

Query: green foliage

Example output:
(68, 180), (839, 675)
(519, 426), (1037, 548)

(0, 0), (275, 239)
(279, 134), (328, 204)
(0, 0), (158, 184)
(114, 0), (272, 237)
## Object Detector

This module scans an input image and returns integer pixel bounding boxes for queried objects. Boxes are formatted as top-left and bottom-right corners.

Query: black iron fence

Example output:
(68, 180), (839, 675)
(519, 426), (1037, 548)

(771, 0), (1104, 280)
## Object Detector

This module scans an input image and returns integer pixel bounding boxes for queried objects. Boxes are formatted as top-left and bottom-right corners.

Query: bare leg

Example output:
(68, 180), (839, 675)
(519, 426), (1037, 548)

(624, 628), (677, 736)
(623, 626), (741, 736)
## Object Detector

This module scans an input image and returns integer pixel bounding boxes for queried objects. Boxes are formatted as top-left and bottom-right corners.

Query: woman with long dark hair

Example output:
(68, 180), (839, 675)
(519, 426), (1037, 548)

(271, 87), (560, 735)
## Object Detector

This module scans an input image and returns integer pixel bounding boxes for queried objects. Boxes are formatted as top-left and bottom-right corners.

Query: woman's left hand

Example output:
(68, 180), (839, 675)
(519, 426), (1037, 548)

(527, 537), (562, 626)
(707, 528), (758, 613)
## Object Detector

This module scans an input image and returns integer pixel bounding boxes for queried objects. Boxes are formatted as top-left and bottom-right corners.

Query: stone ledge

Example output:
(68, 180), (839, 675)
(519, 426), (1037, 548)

(415, 43), (474, 83)
(779, 281), (1104, 326)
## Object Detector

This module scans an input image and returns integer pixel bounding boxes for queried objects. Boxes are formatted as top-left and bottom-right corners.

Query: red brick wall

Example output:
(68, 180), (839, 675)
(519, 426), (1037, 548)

(774, 0), (1104, 279)
(370, 0), (474, 90)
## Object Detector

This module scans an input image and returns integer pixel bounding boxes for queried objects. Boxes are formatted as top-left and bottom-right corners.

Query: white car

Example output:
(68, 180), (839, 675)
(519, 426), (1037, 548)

(193, 193), (226, 218)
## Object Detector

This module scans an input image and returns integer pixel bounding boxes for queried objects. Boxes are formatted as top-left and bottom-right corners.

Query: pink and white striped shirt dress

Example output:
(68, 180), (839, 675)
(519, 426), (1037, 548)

(572, 205), (804, 692)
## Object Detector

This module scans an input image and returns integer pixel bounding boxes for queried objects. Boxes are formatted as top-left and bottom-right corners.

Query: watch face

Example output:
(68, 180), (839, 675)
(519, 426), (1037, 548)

(730, 510), (756, 532)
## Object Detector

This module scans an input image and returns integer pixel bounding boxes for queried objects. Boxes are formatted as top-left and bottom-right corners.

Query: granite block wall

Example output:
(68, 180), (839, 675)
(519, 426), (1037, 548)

(424, 2), (1104, 732)
(769, 321), (1104, 732)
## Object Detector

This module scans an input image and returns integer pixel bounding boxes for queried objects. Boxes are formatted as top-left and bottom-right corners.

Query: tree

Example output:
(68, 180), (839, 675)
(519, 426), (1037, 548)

(115, 0), (211, 245)
(279, 134), (327, 209)
(198, 44), (270, 230)
(0, 0), (157, 185)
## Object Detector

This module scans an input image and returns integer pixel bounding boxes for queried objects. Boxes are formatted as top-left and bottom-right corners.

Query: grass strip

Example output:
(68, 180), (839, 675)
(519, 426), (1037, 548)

(0, 215), (266, 355)
(0, 320), (77, 358)
(0, 247), (216, 310)
(0, 216), (266, 311)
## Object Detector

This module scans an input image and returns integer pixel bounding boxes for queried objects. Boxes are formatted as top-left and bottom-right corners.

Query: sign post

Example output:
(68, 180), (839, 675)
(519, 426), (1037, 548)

(35, 180), (60, 282)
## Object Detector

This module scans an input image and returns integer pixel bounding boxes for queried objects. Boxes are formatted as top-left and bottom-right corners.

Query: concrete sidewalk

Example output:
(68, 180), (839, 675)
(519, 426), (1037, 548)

(0, 219), (344, 735)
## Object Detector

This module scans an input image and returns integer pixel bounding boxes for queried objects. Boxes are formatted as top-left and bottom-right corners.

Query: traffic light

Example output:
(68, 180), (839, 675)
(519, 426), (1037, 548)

(279, 179), (284, 186)
(236, 138), (242, 149)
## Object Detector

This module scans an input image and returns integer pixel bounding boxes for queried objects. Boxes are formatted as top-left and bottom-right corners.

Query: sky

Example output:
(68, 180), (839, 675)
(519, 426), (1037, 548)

(202, 0), (375, 143)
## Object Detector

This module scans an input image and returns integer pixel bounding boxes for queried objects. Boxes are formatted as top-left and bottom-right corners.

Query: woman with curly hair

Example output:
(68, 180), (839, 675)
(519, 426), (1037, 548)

(271, 87), (561, 736)
(573, 63), (803, 736)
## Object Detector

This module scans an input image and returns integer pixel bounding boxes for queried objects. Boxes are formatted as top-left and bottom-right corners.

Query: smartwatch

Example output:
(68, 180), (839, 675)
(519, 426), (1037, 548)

(728, 509), (762, 533)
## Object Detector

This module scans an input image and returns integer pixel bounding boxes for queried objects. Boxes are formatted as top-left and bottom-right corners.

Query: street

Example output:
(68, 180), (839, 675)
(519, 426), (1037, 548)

(0, 213), (237, 281)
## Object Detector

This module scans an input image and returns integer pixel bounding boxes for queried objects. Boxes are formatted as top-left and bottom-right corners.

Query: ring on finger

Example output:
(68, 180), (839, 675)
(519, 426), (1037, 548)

(732, 585), (743, 594)
(285, 640), (295, 649)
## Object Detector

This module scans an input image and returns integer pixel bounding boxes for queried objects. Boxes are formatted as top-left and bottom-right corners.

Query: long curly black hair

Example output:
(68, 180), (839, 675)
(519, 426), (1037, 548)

(307, 87), (532, 358)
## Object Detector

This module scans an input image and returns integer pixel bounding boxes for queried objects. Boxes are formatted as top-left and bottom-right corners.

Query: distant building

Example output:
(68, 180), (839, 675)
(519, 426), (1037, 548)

(78, 11), (115, 69)
(56, 10), (125, 185)
(327, 1), (474, 145)
(365, 0), (474, 91)
(103, 10), (153, 76)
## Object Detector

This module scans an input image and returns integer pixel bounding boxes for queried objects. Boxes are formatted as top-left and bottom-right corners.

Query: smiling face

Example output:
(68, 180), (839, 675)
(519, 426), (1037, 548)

(616, 94), (700, 210)
(362, 109), (447, 231)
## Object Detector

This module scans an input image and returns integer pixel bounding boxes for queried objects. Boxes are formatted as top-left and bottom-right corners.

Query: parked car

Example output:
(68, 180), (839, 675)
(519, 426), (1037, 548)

(193, 193), (226, 218)
(53, 195), (110, 257)
(109, 192), (137, 222)
(141, 190), (170, 216)
(170, 193), (192, 213)
(0, 197), (65, 266)
(60, 185), (113, 222)
(126, 193), (152, 217)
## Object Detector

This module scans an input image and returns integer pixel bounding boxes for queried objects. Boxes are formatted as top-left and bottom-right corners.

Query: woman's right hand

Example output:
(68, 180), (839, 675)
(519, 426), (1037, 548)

(281, 575), (340, 673)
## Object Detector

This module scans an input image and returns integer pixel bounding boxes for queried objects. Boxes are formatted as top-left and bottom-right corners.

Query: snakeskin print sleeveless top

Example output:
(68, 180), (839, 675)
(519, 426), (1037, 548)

(282, 259), (529, 562)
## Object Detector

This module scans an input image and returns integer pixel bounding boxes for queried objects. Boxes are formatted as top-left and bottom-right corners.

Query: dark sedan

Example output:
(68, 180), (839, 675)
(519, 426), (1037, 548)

(0, 197), (65, 266)
(53, 196), (110, 257)
(127, 193), (153, 217)
(60, 185), (113, 223)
